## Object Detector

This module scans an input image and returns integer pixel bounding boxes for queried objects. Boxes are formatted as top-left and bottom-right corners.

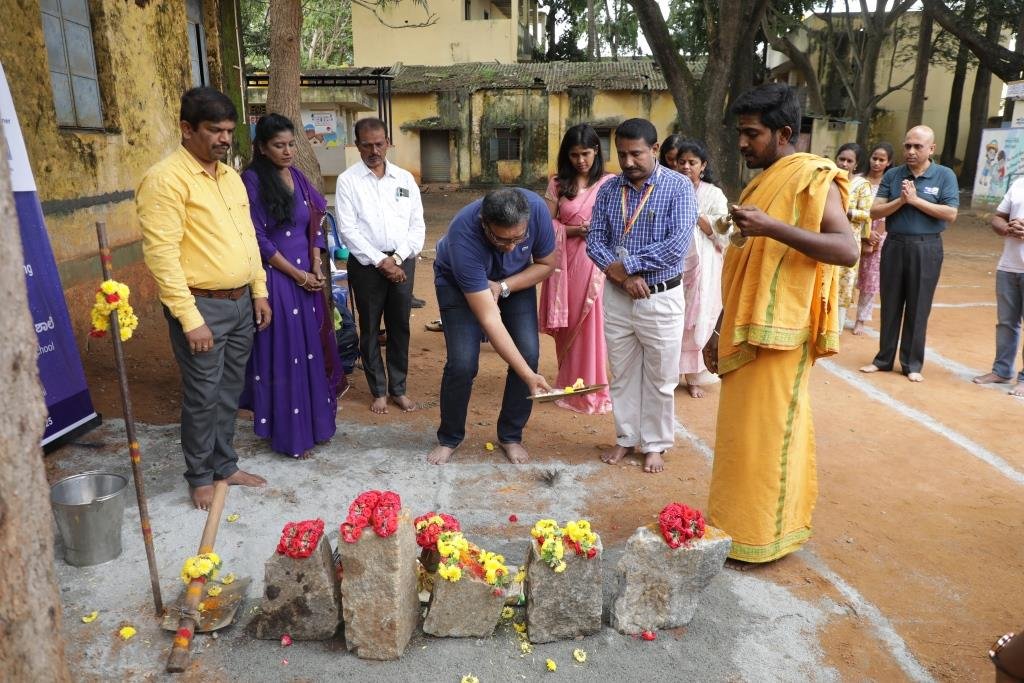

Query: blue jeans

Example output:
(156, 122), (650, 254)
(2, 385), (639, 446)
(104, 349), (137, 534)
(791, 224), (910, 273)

(435, 284), (539, 448)
(993, 270), (1024, 380)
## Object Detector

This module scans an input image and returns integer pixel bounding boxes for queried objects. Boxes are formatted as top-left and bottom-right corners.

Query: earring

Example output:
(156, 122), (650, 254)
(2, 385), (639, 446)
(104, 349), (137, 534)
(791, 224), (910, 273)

(699, 171), (705, 179)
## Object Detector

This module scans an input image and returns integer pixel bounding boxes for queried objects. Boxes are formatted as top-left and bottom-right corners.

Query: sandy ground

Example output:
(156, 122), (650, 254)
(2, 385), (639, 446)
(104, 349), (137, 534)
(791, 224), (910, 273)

(49, 188), (1023, 681)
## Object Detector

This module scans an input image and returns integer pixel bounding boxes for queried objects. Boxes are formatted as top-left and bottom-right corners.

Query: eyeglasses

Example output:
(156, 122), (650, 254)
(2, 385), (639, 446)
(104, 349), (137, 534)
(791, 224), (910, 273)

(483, 221), (529, 247)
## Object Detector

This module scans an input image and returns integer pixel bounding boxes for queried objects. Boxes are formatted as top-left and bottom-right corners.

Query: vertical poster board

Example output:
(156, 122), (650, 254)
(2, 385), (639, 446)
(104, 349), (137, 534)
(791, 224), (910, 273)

(0, 62), (99, 447)
(971, 127), (1024, 209)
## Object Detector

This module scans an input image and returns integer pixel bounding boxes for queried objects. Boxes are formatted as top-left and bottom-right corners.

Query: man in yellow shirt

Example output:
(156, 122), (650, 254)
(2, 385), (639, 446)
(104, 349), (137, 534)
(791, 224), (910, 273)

(137, 87), (271, 510)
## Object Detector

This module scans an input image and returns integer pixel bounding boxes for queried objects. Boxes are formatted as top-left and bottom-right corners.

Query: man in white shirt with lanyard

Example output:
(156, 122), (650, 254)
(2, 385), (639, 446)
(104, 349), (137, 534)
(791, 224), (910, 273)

(336, 117), (425, 414)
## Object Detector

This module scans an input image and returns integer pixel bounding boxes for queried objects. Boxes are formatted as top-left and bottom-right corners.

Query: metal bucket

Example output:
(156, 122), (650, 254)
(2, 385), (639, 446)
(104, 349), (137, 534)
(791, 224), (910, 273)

(50, 471), (128, 567)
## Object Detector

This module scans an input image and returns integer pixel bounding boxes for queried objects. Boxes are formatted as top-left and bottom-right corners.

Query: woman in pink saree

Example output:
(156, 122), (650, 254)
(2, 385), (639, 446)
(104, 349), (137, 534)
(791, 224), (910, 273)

(539, 124), (615, 413)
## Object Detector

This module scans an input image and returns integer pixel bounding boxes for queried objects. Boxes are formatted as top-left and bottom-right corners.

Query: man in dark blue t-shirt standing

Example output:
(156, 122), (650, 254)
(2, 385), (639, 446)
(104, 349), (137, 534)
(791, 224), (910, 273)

(860, 125), (959, 382)
(426, 188), (555, 465)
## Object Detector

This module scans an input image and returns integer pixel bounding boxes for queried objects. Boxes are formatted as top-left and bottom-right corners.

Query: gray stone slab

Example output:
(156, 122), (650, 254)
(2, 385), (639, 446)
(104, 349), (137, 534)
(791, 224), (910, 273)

(422, 573), (505, 638)
(248, 534), (342, 641)
(610, 525), (731, 634)
(337, 509), (419, 660)
(525, 535), (603, 643)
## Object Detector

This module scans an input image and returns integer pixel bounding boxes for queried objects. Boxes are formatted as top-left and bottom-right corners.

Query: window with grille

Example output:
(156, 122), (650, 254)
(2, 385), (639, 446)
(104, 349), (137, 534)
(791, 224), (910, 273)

(40, 0), (103, 129)
(490, 128), (521, 161)
(186, 0), (209, 87)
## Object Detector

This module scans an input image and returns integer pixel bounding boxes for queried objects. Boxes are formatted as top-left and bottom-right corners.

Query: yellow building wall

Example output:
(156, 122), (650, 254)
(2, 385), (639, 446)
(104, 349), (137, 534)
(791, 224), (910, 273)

(1, 0), (235, 335)
(352, 0), (518, 67)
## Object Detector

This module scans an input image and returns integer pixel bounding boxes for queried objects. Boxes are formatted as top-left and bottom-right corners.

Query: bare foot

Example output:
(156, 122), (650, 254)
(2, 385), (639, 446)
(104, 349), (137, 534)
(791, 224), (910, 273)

(499, 442), (530, 464)
(852, 321), (864, 335)
(601, 445), (634, 465)
(643, 451), (665, 473)
(859, 364), (881, 374)
(973, 372), (1012, 385)
(389, 394), (417, 412)
(224, 469), (267, 487)
(427, 445), (455, 465)
(686, 384), (705, 399)
(370, 396), (388, 414)
(190, 484), (214, 510)
(298, 450), (313, 460)
(1010, 384), (1024, 398)
(907, 372), (924, 383)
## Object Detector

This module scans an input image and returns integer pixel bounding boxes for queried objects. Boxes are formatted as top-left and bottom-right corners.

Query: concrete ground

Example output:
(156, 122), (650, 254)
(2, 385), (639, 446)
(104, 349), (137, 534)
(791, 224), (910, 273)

(54, 419), (842, 682)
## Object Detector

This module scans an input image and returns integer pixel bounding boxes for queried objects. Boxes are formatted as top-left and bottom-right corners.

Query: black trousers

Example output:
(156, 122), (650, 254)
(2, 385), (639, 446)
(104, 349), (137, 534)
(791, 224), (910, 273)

(347, 256), (414, 397)
(872, 233), (943, 374)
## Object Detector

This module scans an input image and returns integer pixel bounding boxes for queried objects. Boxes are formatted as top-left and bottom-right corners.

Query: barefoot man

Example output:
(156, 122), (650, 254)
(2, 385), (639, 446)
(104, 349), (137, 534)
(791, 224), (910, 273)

(703, 83), (858, 562)
(586, 118), (697, 474)
(336, 118), (425, 414)
(138, 87), (269, 509)
(426, 188), (555, 465)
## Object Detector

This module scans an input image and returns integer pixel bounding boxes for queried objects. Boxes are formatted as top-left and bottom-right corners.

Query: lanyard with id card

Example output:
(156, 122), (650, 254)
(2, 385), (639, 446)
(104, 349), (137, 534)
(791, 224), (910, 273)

(396, 187), (410, 200)
(616, 183), (655, 260)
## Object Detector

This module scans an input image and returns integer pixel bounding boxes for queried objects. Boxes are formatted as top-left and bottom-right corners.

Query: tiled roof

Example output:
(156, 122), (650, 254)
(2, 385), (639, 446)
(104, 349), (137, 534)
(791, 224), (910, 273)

(305, 61), (669, 93)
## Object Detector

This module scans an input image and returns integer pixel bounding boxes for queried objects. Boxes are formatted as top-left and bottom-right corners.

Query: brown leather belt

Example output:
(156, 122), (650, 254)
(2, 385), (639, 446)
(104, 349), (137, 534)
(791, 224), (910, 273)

(189, 286), (248, 300)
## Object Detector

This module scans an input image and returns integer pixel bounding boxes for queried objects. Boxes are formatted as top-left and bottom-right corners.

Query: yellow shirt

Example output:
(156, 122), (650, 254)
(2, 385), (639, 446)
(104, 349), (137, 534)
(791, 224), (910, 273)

(137, 146), (268, 332)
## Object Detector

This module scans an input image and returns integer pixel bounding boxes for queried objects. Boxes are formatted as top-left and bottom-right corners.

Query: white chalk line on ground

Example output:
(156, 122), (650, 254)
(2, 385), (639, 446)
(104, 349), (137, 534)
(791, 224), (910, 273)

(818, 359), (1024, 486)
(802, 553), (937, 683)
(672, 418), (934, 681)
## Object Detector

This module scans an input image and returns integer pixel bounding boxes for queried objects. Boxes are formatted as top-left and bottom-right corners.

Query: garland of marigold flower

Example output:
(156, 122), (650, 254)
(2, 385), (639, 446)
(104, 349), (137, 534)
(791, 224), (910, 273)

(530, 519), (598, 573)
(435, 530), (510, 588)
(657, 502), (706, 549)
(180, 552), (221, 584)
(89, 279), (139, 342)
(414, 512), (460, 550)
(276, 519), (325, 559)
(340, 490), (401, 543)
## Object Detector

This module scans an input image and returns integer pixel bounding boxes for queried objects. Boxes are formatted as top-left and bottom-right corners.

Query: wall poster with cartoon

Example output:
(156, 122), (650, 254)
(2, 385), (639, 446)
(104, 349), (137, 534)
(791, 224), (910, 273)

(972, 127), (1024, 208)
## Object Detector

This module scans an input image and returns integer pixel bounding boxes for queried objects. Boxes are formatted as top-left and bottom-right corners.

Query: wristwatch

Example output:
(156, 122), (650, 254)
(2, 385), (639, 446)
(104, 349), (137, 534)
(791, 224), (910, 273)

(499, 280), (510, 298)
(391, 254), (403, 267)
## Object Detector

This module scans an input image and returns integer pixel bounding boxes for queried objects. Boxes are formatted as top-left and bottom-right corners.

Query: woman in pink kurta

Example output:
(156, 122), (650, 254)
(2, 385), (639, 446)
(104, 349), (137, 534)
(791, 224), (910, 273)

(853, 142), (894, 335)
(539, 124), (615, 413)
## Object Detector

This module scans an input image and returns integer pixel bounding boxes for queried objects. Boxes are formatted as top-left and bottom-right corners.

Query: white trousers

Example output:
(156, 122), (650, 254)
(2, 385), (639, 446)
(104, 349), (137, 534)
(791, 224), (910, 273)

(603, 281), (685, 453)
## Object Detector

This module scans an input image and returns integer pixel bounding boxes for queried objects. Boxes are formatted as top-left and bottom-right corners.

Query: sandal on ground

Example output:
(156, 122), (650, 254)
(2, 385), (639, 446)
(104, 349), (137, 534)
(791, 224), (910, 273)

(425, 319), (443, 332)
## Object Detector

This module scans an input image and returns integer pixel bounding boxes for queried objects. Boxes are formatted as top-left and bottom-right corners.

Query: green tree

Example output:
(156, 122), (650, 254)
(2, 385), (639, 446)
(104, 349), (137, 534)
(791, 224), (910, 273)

(242, 0), (354, 72)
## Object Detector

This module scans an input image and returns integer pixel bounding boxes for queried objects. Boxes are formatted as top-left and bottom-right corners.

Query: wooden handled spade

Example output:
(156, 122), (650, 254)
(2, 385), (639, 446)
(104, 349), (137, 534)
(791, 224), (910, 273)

(166, 481), (230, 673)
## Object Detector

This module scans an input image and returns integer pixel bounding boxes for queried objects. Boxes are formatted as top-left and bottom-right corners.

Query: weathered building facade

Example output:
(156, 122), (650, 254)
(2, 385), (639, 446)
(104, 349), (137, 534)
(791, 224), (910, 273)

(2, 0), (245, 331)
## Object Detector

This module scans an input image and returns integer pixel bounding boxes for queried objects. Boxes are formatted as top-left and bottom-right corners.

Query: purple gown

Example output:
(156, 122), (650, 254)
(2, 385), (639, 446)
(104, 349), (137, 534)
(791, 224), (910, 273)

(241, 167), (340, 457)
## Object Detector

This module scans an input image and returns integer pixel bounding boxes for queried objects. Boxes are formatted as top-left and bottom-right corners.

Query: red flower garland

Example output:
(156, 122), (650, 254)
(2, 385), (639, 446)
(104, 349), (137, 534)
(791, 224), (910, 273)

(340, 490), (402, 543)
(276, 519), (325, 559)
(657, 502), (706, 549)
(413, 512), (461, 549)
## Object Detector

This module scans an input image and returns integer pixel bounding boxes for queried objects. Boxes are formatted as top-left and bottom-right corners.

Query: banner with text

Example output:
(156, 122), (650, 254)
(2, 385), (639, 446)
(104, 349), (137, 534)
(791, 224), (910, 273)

(1, 61), (98, 445)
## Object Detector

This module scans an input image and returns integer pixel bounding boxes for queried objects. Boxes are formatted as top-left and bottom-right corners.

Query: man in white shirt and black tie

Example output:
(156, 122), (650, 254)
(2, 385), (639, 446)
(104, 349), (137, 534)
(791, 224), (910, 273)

(336, 118), (426, 414)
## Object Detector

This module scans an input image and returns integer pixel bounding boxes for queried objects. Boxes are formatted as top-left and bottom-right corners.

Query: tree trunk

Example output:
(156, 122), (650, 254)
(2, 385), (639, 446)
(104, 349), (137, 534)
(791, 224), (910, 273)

(921, 0), (1024, 82)
(545, 6), (557, 60)
(604, 0), (618, 60)
(851, 27), (886, 150)
(905, 9), (933, 130)
(960, 14), (1002, 188)
(267, 0), (323, 192)
(0, 118), (70, 681)
(762, 18), (826, 115)
(629, 0), (694, 130)
(586, 0), (598, 60)
(940, 15), (972, 168)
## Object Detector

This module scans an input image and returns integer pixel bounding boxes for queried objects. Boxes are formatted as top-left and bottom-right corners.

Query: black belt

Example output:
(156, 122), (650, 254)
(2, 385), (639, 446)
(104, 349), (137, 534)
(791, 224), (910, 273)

(887, 232), (942, 241)
(648, 275), (681, 293)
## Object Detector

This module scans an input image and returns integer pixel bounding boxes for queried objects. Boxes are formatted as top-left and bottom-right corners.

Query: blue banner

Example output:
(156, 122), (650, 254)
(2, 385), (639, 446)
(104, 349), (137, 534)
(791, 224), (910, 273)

(2, 62), (98, 446)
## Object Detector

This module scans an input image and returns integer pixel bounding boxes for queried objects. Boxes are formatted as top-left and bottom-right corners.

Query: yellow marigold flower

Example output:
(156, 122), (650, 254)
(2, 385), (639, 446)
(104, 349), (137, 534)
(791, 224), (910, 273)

(572, 378), (586, 390)
(563, 386), (574, 393)
(226, 513), (240, 523)
(484, 442), (495, 451)
(197, 602), (206, 612)
(461, 676), (479, 683)
(514, 569), (526, 584)
(553, 540), (564, 560)
(573, 648), (587, 663)
(546, 659), (557, 672)
(118, 626), (137, 640)
(520, 640), (532, 654)
(554, 562), (567, 573)
(207, 585), (223, 597)
(221, 573), (236, 585)
(501, 606), (514, 619)
(428, 515), (444, 526)
(81, 611), (99, 623)
(512, 621), (526, 633)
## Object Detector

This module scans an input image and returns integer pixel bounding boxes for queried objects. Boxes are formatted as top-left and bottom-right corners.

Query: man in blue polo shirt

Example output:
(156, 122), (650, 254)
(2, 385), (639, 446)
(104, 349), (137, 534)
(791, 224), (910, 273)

(426, 188), (555, 465)
(860, 125), (958, 382)
(587, 118), (697, 474)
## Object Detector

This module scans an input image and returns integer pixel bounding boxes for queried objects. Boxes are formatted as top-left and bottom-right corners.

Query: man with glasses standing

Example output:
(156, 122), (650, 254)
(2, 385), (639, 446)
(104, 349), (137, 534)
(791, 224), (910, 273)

(426, 188), (555, 465)
(336, 118), (425, 413)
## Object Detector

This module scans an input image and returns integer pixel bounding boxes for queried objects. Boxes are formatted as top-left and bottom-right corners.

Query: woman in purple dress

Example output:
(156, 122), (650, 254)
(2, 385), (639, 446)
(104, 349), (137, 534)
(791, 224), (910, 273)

(241, 114), (341, 458)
